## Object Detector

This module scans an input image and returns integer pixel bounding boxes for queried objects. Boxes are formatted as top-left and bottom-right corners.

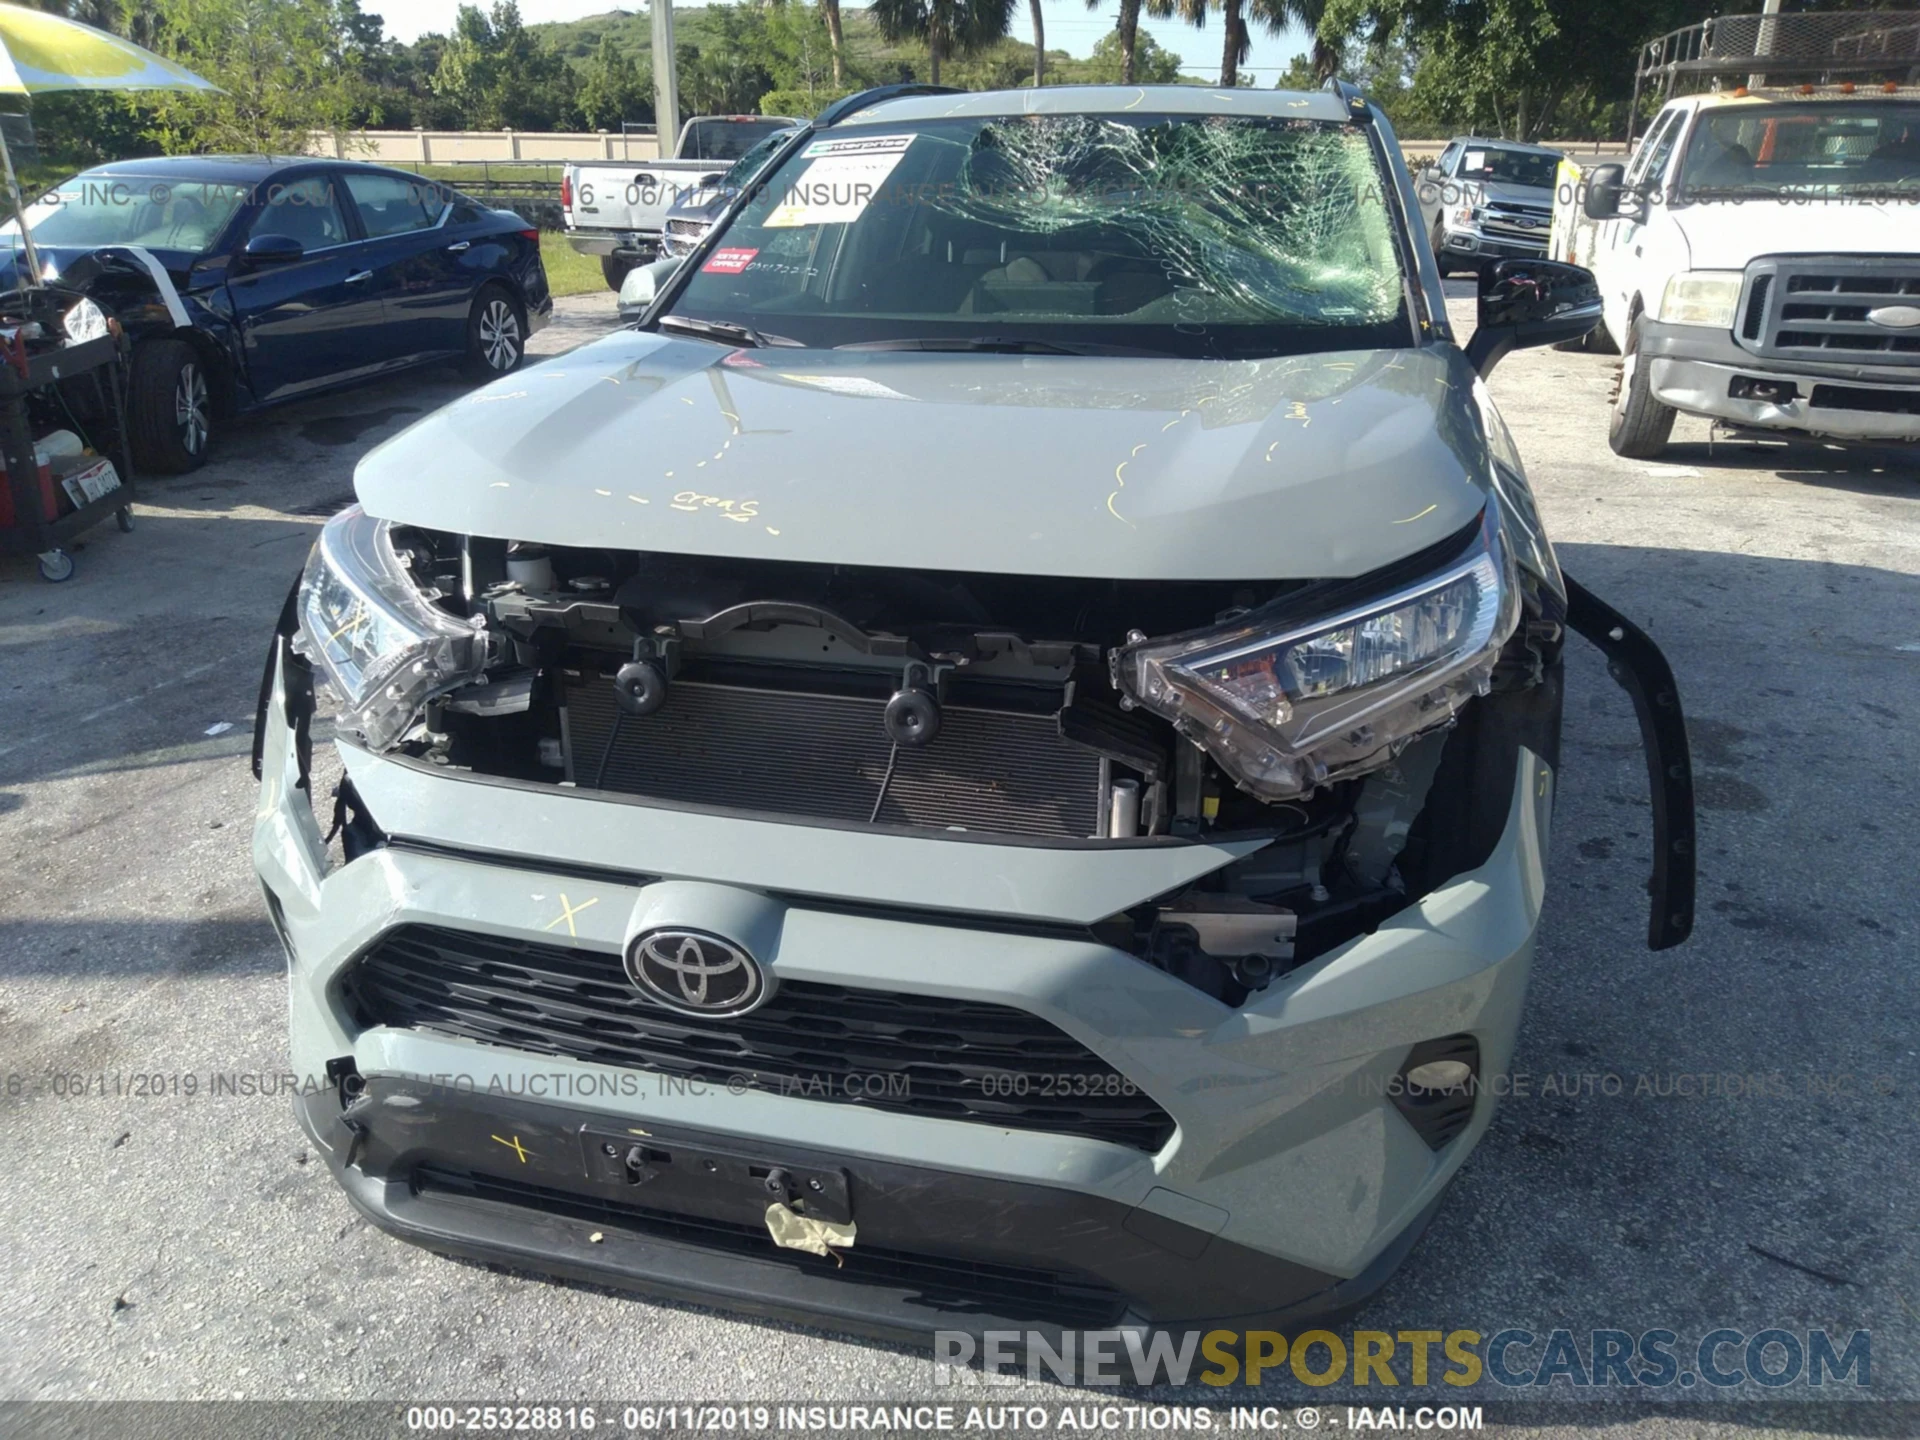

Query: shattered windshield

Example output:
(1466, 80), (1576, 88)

(5, 175), (248, 257)
(665, 113), (1411, 358)
(1677, 103), (1920, 197)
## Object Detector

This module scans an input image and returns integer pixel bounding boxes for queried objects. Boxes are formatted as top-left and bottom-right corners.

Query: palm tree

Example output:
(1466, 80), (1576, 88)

(1085, 0), (1144, 84)
(870, 0), (1019, 84)
(818, 0), (846, 87)
(1029, 0), (1045, 83)
(1154, 0), (1331, 90)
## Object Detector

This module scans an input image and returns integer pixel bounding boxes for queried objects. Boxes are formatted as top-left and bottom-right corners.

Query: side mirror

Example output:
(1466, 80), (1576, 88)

(1463, 258), (1603, 377)
(241, 233), (304, 265)
(617, 256), (683, 319)
(1582, 163), (1627, 220)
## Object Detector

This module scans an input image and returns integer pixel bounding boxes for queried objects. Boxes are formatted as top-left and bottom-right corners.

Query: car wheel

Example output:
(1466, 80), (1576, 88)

(1429, 221), (1453, 278)
(1608, 315), (1678, 459)
(601, 256), (633, 291)
(129, 337), (212, 474)
(463, 288), (525, 379)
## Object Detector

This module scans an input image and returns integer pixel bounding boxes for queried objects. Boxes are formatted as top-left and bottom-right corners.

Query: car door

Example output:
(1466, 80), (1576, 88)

(1593, 107), (1687, 333)
(339, 169), (475, 363)
(224, 171), (389, 403)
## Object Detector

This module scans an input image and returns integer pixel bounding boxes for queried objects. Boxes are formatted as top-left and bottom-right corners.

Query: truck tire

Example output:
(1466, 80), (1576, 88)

(129, 337), (212, 473)
(462, 286), (526, 380)
(1430, 220), (1454, 278)
(602, 256), (633, 291)
(1608, 316), (1677, 459)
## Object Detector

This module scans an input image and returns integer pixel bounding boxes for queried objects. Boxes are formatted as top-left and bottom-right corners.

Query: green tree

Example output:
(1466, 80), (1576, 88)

(432, 1), (578, 130)
(1083, 26), (1182, 82)
(868, 0), (1018, 84)
(144, 0), (360, 153)
(578, 35), (648, 129)
(1084, 0), (1146, 84)
(818, 0), (846, 86)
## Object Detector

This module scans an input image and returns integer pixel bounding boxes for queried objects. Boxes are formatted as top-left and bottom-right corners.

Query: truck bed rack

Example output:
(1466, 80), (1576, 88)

(1630, 10), (1920, 143)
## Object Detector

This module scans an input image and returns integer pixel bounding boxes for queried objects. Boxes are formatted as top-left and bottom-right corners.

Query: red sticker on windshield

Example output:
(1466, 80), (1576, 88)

(702, 247), (759, 274)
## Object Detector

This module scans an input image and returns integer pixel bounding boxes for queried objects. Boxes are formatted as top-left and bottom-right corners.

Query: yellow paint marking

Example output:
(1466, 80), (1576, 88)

(327, 605), (370, 644)
(628, 494), (650, 505)
(1106, 492), (1135, 527)
(489, 481), (510, 488)
(765, 527), (781, 535)
(594, 488), (611, 496)
(491, 1134), (531, 1164)
(1393, 503), (1439, 524)
(544, 893), (599, 937)
(1113, 461), (1128, 484)
(1131, 443), (1147, 457)
(681, 396), (695, 405)
(1265, 441), (1281, 463)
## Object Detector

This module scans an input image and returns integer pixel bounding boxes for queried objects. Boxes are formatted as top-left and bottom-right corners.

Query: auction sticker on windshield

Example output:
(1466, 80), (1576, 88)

(701, 247), (760, 274)
(765, 134), (914, 228)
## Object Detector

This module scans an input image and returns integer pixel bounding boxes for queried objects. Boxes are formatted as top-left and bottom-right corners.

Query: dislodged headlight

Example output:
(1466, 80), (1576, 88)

(1116, 512), (1519, 800)
(294, 506), (488, 751)
(1657, 271), (1742, 329)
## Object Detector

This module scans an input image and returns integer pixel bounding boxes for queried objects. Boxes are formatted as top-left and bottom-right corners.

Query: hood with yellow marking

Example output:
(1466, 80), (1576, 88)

(354, 332), (1494, 581)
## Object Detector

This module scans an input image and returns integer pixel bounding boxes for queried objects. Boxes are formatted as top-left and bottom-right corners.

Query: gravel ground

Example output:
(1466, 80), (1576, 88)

(0, 282), (1914, 1437)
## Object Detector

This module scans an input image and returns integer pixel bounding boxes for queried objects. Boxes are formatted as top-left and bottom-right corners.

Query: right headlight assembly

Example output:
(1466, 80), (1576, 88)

(1114, 509), (1520, 801)
(293, 505), (489, 752)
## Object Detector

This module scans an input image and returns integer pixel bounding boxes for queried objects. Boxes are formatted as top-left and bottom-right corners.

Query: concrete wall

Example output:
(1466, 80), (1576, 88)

(306, 129), (662, 164)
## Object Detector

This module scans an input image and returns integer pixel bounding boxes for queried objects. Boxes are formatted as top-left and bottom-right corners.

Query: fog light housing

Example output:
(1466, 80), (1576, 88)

(1729, 375), (1799, 405)
(1391, 1035), (1481, 1151)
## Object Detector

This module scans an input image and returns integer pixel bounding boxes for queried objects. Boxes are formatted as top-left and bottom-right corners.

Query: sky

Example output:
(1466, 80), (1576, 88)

(368, 0), (1314, 85)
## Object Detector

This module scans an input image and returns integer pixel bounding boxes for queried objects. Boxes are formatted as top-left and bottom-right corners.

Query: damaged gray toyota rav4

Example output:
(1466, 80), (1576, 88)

(253, 82), (1695, 1344)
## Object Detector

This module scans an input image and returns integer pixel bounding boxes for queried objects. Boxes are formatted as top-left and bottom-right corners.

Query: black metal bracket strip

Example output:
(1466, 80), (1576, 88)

(1564, 575), (1696, 951)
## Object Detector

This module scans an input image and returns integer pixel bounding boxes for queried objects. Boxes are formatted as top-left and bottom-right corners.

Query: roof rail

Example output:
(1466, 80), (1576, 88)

(815, 84), (965, 127)
(1323, 77), (1372, 123)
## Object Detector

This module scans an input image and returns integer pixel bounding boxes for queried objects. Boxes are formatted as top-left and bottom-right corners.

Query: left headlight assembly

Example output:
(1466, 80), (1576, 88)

(1115, 510), (1520, 801)
(293, 505), (489, 752)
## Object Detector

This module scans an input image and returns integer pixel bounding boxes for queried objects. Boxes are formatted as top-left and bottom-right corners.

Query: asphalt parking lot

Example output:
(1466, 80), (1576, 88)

(2, 281), (1916, 1425)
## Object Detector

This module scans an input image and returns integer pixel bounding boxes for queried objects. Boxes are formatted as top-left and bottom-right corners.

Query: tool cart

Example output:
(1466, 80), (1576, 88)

(0, 283), (136, 583)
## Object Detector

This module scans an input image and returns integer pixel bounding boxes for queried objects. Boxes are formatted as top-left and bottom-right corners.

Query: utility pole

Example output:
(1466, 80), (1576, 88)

(651, 0), (679, 157)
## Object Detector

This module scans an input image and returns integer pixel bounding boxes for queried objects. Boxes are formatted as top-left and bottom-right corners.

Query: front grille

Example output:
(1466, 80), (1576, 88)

(664, 219), (704, 237)
(563, 675), (1102, 839)
(1741, 258), (1920, 364)
(344, 925), (1177, 1152)
(1481, 201), (1550, 243)
(413, 1165), (1130, 1327)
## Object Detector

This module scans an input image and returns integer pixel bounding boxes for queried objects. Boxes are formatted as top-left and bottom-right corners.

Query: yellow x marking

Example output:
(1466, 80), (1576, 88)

(544, 893), (598, 937)
(490, 1134), (531, 1164)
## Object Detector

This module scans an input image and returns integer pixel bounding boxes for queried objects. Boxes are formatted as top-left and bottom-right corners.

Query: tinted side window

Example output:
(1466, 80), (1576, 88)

(343, 172), (443, 238)
(250, 176), (351, 251)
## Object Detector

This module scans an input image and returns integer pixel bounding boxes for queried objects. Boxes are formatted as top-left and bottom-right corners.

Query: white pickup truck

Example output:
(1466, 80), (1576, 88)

(564, 114), (801, 289)
(1553, 85), (1920, 457)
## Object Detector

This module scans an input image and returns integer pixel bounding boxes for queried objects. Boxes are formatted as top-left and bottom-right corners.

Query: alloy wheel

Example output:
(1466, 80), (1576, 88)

(480, 299), (521, 372)
(175, 362), (209, 455)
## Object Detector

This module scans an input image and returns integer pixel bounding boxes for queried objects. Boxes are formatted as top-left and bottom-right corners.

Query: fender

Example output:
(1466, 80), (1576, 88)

(1563, 574), (1696, 950)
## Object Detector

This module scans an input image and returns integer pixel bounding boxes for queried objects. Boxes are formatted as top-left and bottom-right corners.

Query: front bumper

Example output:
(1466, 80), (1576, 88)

(1642, 318), (1920, 442)
(254, 653), (1555, 1339)
(565, 228), (656, 262)
(1440, 228), (1548, 264)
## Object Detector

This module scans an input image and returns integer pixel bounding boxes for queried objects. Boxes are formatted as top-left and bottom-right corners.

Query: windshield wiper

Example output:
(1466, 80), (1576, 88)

(655, 315), (802, 348)
(836, 335), (1163, 356)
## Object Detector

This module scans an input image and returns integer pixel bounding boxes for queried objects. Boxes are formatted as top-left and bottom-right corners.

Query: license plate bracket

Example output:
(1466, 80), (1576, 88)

(578, 1125), (852, 1225)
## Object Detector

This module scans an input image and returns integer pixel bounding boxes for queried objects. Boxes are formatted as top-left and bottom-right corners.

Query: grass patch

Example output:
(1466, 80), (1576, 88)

(541, 230), (606, 298)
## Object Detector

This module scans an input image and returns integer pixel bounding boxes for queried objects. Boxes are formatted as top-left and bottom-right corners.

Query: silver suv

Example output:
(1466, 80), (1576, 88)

(254, 82), (1693, 1346)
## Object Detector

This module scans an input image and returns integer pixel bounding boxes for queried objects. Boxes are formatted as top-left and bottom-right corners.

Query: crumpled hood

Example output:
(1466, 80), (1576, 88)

(1669, 199), (1917, 270)
(355, 333), (1495, 581)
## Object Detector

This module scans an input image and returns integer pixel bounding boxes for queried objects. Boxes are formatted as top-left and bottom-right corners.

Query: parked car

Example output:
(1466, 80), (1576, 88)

(658, 126), (804, 261)
(256, 82), (1694, 1347)
(1, 156), (551, 473)
(1564, 86), (1920, 457)
(564, 114), (802, 290)
(1414, 137), (1562, 276)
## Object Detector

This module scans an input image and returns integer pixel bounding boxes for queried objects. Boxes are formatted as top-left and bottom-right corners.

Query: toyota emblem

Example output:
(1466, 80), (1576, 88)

(625, 928), (767, 1016)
